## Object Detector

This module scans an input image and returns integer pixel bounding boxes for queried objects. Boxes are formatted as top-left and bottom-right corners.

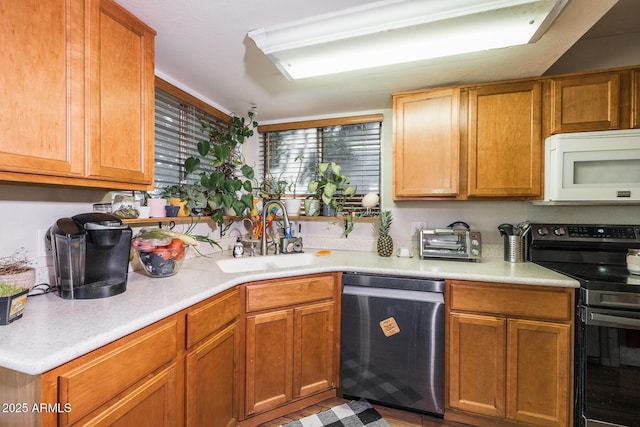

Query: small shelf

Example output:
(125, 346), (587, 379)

(122, 216), (213, 227)
(122, 214), (378, 227)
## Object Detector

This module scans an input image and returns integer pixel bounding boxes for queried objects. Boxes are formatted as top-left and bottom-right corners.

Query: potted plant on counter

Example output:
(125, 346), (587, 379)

(0, 248), (33, 324)
(0, 248), (35, 291)
(307, 162), (355, 216)
(0, 281), (28, 325)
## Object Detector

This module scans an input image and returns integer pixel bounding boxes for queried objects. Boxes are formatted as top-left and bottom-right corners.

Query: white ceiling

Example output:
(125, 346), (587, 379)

(115, 0), (629, 123)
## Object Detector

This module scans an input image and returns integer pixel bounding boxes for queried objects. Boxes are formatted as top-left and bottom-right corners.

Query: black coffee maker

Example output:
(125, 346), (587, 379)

(50, 213), (132, 299)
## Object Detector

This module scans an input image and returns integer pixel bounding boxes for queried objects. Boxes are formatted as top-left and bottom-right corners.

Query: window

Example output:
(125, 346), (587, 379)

(153, 78), (229, 195)
(259, 115), (382, 212)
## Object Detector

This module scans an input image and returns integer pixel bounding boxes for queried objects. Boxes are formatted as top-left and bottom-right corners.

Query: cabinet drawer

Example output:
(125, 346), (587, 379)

(186, 288), (239, 348)
(448, 280), (573, 321)
(59, 318), (178, 425)
(245, 274), (335, 313)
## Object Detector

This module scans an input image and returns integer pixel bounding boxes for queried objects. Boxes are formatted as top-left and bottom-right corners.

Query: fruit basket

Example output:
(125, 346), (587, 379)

(131, 228), (197, 278)
(133, 245), (189, 278)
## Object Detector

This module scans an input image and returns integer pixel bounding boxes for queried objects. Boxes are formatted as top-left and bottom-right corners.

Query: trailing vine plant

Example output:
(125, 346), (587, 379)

(183, 111), (258, 226)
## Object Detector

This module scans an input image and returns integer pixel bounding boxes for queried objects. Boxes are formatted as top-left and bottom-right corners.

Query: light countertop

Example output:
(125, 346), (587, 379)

(0, 250), (577, 375)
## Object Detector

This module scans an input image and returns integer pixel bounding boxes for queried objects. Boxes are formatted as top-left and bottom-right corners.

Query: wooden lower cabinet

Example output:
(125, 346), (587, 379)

(0, 277), (339, 427)
(242, 273), (340, 423)
(446, 280), (574, 427)
(185, 288), (241, 427)
(294, 302), (335, 398)
(78, 364), (178, 426)
(245, 309), (295, 415)
(506, 319), (571, 426)
(185, 321), (240, 427)
(449, 313), (506, 418)
(48, 316), (182, 427)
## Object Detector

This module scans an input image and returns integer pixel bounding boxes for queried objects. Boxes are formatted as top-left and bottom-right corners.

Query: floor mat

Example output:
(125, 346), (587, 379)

(278, 400), (390, 427)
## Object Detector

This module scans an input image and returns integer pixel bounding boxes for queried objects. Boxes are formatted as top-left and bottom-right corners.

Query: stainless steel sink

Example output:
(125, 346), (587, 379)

(216, 253), (318, 273)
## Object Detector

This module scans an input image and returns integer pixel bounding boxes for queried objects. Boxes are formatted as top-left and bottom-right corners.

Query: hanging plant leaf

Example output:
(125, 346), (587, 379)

(184, 157), (200, 175)
(222, 193), (233, 209)
(213, 144), (231, 162)
(241, 164), (254, 180)
(197, 140), (210, 158)
(240, 193), (254, 209)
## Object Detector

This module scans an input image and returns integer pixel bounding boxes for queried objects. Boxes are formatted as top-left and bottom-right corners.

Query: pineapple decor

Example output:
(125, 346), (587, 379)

(376, 210), (393, 257)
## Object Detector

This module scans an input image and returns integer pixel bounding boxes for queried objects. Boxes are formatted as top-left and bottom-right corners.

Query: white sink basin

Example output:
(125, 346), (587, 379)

(216, 253), (318, 273)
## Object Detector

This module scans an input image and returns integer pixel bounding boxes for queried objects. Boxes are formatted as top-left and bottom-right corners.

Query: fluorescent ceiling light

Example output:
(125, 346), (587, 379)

(248, 0), (567, 80)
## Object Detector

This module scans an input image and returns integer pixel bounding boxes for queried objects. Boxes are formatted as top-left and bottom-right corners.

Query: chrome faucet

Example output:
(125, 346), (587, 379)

(260, 200), (291, 256)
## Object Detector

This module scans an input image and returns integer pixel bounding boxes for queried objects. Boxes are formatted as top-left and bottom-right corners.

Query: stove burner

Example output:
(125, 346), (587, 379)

(530, 223), (640, 294)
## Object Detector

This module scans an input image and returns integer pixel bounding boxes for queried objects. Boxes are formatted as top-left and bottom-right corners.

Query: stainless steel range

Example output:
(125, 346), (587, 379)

(530, 224), (640, 427)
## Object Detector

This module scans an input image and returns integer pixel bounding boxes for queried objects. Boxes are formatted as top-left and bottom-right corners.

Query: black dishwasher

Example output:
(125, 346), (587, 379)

(340, 272), (445, 416)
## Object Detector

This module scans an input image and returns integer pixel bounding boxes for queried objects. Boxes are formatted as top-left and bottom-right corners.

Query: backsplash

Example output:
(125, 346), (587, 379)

(2, 184), (639, 290)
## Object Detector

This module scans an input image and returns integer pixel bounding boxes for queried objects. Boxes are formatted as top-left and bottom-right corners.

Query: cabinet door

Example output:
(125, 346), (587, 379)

(294, 301), (335, 398)
(186, 321), (240, 427)
(58, 319), (178, 425)
(633, 70), (640, 129)
(551, 72), (620, 133)
(76, 364), (178, 427)
(86, 0), (155, 186)
(468, 82), (542, 198)
(393, 89), (460, 198)
(448, 312), (506, 417)
(245, 309), (294, 416)
(0, 0), (85, 179)
(506, 319), (571, 427)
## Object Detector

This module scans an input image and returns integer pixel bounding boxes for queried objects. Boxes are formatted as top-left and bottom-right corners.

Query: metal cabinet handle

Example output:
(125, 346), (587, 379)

(589, 312), (640, 329)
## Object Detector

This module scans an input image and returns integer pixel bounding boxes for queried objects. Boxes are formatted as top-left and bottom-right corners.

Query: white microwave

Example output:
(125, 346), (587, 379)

(544, 129), (640, 202)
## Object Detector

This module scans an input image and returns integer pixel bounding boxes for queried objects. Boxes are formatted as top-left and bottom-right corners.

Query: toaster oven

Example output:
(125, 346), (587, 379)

(419, 228), (481, 261)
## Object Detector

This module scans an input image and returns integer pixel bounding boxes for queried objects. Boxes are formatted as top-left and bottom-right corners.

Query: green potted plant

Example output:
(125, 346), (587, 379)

(183, 111), (257, 225)
(0, 282), (28, 325)
(258, 173), (289, 201)
(136, 191), (151, 218)
(0, 248), (33, 325)
(307, 162), (355, 216)
(284, 155), (304, 215)
(0, 248), (35, 291)
(161, 183), (210, 216)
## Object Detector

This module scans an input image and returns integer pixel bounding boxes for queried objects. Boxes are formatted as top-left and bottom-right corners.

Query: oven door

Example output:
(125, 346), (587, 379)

(577, 306), (640, 427)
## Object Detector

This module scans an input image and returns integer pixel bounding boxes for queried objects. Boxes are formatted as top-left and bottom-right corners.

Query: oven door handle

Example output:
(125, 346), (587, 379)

(588, 311), (640, 329)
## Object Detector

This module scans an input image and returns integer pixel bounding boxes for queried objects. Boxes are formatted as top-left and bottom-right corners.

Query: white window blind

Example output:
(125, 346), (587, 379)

(260, 119), (381, 212)
(153, 87), (226, 195)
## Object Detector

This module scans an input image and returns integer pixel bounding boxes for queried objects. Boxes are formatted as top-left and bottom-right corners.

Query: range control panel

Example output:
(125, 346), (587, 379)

(531, 224), (640, 241)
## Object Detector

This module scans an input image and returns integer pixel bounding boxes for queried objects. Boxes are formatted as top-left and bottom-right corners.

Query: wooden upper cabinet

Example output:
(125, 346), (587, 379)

(0, 0), (155, 190)
(393, 89), (460, 199)
(551, 72), (621, 133)
(467, 82), (542, 198)
(633, 70), (640, 129)
(0, 0), (85, 179)
(86, 0), (155, 186)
